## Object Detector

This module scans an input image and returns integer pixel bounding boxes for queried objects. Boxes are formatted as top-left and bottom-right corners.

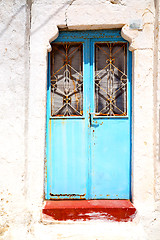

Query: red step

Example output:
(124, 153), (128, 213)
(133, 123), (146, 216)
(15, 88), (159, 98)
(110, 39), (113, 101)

(42, 200), (136, 222)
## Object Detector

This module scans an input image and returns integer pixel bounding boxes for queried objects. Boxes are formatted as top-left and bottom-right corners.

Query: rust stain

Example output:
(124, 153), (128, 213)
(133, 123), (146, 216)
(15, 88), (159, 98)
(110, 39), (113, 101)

(50, 193), (86, 199)
(61, 119), (65, 126)
(96, 113), (127, 117)
(50, 193), (86, 197)
(80, 195), (85, 200)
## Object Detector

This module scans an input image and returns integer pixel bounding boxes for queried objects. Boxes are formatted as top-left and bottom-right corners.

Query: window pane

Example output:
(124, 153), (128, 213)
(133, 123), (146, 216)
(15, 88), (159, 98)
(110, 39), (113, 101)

(95, 43), (127, 116)
(50, 43), (83, 116)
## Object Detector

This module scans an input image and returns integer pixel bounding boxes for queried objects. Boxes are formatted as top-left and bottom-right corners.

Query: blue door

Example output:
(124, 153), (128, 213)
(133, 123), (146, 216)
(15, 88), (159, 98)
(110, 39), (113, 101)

(46, 30), (132, 200)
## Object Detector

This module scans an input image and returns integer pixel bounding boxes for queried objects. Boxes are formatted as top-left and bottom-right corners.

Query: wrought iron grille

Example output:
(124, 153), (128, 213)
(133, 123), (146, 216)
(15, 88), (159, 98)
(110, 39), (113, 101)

(95, 43), (127, 116)
(50, 43), (83, 116)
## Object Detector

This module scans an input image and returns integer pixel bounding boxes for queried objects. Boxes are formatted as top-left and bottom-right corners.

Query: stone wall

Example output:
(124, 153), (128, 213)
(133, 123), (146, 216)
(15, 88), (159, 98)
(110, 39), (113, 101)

(0, 0), (160, 239)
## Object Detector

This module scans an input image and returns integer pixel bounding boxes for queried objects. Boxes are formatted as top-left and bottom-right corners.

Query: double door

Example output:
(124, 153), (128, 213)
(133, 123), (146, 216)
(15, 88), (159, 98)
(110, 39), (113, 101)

(46, 30), (132, 200)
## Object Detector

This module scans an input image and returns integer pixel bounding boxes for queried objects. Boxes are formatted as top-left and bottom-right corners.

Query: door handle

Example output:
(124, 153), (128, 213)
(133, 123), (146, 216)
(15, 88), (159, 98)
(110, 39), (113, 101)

(89, 113), (99, 127)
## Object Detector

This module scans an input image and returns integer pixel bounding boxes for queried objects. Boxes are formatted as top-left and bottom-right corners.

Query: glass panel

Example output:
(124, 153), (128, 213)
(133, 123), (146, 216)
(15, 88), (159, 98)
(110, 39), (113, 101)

(95, 43), (127, 116)
(50, 43), (83, 116)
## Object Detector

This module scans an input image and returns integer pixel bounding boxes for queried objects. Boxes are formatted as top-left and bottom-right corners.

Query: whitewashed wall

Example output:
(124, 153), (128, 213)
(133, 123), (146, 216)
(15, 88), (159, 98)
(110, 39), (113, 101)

(0, 0), (160, 239)
(0, 0), (29, 238)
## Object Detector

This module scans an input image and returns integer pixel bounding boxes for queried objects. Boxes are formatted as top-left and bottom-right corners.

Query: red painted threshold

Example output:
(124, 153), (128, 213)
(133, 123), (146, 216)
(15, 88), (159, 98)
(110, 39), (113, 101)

(42, 200), (136, 222)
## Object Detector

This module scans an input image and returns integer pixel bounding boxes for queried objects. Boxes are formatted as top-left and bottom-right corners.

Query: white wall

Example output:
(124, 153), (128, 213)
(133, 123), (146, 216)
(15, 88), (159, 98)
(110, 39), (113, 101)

(0, 0), (160, 239)
(0, 0), (29, 238)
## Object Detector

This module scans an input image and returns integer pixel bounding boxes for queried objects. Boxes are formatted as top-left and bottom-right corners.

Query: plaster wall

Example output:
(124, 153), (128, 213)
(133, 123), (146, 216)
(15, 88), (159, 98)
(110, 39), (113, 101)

(0, 0), (29, 238)
(0, 0), (160, 239)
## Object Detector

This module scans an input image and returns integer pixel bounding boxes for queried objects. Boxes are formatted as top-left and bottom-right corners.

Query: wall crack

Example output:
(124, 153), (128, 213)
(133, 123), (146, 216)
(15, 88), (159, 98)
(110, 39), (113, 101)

(24, 0), (32, 200)
(65, 0), (76, 28)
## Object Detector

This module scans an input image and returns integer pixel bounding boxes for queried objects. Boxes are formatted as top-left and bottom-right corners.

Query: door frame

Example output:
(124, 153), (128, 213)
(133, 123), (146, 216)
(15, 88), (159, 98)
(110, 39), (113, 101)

(45, 30), (132, 200)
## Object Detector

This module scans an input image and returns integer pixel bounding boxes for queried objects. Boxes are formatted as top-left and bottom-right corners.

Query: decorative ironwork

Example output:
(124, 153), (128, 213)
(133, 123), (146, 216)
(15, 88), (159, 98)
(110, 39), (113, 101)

(95, 43), (127, 116)
(50, 43), (83, 116)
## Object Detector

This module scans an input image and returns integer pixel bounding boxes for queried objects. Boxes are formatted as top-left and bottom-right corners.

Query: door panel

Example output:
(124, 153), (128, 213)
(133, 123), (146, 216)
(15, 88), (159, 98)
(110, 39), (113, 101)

(46, 40), (89, 200)
(91, 119), (131, 199)
(90, 40), (131, 199)
(50, 119), (87, 199)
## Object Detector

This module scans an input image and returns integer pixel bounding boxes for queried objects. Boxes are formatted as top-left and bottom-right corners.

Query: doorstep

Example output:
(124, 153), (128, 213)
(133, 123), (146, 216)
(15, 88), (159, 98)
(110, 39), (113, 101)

(42, 200), (136, 222)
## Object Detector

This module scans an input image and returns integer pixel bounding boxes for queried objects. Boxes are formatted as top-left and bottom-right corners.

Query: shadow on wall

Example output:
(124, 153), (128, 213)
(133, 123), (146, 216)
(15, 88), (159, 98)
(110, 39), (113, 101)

(0, 4), (25, 38)
(0, 1), (71, 38)
(31, 2), (70, 35)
